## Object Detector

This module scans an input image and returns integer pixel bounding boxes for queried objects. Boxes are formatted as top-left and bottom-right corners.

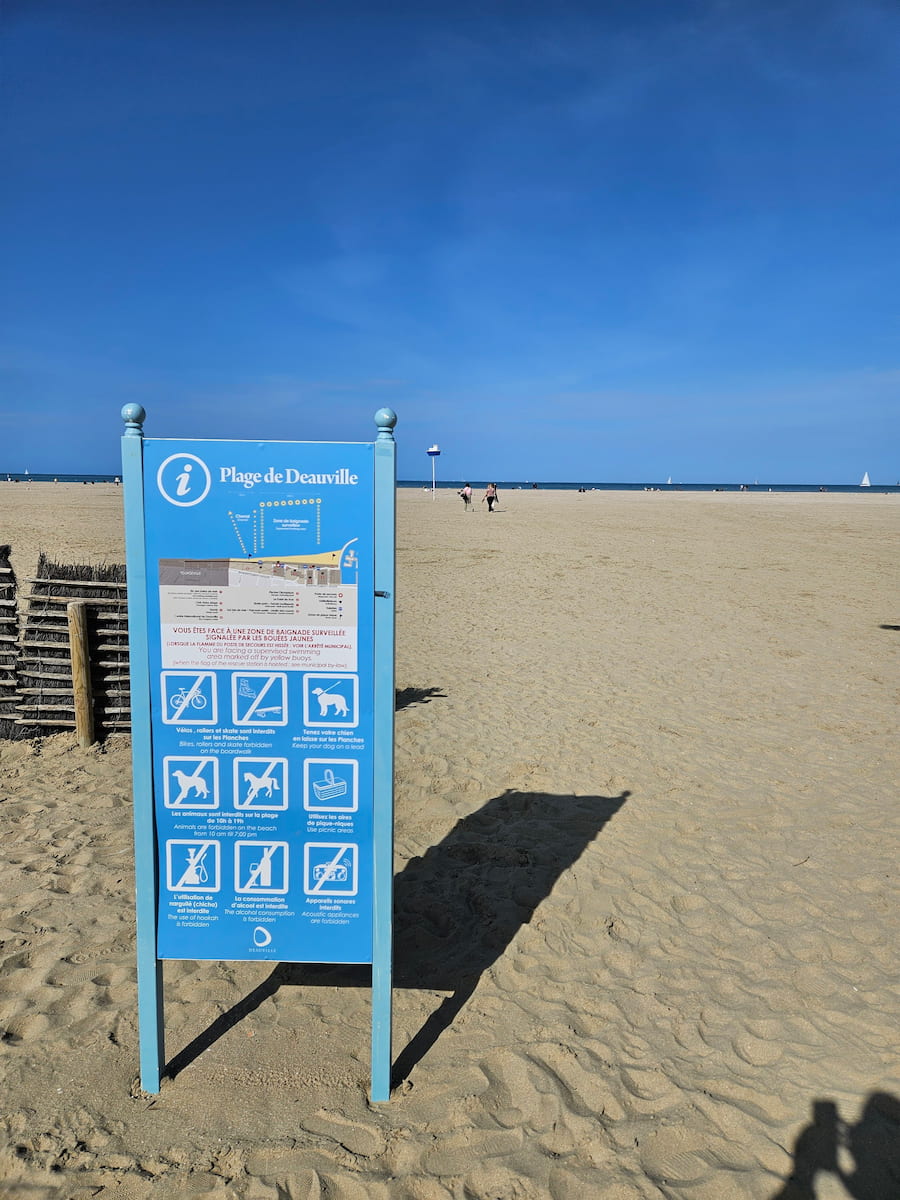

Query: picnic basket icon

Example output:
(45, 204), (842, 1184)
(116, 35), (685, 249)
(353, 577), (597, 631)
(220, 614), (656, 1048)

(312, 769), (348, 802)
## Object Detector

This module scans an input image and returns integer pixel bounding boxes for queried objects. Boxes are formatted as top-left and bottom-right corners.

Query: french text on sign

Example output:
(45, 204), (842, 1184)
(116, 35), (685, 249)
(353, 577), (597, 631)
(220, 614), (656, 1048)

(161, 672), (218, 724)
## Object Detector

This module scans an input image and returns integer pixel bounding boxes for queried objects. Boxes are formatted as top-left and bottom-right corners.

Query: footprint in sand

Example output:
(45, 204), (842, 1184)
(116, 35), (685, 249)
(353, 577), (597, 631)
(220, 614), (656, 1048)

(732, 1029), (784, 1067)
(3, 1012), (50, 1042)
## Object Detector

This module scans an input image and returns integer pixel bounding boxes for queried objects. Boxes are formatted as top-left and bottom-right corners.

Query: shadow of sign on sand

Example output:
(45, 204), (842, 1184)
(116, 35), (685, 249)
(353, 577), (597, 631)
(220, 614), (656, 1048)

(165, 788), (629, 1088)
(395, 685), (447, 711)
(389, 787), (630, 1084)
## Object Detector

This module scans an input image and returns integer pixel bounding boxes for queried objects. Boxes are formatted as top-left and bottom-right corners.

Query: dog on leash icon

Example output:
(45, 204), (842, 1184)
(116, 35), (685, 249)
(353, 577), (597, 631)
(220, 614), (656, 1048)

(303, 674), (358, 728)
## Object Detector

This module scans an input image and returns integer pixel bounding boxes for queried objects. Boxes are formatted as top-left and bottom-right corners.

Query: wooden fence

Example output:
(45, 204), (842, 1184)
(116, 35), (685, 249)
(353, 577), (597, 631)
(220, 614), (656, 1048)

(1, 553), (130, 742)
(0, 546), (18, 739)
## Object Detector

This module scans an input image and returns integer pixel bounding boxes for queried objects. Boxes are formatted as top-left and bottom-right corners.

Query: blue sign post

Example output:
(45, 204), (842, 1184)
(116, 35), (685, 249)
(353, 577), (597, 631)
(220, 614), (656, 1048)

(121, 406), (397, 1100)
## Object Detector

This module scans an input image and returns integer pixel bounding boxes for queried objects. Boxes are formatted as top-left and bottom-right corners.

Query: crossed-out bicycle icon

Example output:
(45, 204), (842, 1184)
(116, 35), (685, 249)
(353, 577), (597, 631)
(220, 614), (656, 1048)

(169, 686), (207, 711)
(161, 672), (217, 725)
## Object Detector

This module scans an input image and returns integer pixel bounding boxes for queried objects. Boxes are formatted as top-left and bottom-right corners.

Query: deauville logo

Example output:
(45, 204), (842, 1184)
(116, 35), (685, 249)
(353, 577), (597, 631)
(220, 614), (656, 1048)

(157, 453), (212, 507)
(253, 926), (272, 947)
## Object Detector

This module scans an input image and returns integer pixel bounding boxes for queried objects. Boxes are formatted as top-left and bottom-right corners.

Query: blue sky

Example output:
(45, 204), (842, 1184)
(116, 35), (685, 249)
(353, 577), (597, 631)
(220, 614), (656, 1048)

(3, 0), (898, 483)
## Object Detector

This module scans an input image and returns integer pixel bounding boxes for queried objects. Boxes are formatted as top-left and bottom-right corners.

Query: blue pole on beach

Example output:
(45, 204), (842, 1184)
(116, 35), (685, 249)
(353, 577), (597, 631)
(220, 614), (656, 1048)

(371, 407), (397, 1101)
(121, 404), (165, 1093)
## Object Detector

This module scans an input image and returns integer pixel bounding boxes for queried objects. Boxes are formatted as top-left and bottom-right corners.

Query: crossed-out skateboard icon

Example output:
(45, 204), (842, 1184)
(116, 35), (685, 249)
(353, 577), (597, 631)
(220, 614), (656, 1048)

(232, 673), (288, 725)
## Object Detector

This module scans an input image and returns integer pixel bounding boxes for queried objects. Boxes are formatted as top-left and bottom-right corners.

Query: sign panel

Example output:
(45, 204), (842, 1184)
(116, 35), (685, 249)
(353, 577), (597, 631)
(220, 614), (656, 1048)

(142, 439), (374, 963)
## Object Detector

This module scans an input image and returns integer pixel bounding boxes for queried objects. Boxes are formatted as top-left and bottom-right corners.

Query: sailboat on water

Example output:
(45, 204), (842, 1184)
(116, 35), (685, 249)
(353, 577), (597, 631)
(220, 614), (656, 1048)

(860, 472), (871, 487)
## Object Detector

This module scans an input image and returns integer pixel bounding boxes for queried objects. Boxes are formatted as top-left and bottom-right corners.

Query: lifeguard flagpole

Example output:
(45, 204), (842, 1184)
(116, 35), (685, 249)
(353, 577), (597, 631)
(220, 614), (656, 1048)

(427, 444), (440, 498)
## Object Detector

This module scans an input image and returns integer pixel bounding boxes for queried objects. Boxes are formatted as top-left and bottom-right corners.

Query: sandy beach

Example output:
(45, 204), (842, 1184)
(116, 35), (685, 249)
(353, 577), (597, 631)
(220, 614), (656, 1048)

(0, 482), (897, 1199)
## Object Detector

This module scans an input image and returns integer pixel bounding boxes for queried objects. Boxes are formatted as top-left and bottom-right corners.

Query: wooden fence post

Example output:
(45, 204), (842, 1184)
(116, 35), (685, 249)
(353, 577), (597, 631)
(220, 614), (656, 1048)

(67, 600), (94, 748)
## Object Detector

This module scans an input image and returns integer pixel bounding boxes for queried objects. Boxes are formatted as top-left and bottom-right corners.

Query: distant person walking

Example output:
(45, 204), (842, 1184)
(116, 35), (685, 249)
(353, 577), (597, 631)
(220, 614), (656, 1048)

(482, 482), (499, 513)
(458, 483), (473, 510)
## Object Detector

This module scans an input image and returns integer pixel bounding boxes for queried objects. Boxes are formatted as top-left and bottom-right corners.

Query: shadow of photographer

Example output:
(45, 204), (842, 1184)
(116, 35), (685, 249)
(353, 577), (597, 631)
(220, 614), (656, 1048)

(771, 1092), (900, 1199)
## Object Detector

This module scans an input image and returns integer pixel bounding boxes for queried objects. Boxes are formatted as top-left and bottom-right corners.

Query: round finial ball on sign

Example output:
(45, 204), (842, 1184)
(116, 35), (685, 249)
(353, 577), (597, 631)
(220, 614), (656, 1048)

(374, 407), (397, 439)
(121, 403), (146, 431)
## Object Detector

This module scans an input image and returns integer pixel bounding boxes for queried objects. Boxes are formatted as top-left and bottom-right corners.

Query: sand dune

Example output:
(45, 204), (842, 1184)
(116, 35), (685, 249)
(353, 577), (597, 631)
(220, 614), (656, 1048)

(0, 483), (897, 1198)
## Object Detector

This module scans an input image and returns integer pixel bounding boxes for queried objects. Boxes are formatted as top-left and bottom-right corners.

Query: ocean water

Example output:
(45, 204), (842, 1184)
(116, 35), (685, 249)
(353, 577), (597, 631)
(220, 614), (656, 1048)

(1, 473), (121, 484)
(401, 480), (900, 494)
(2, 473), (896, 493)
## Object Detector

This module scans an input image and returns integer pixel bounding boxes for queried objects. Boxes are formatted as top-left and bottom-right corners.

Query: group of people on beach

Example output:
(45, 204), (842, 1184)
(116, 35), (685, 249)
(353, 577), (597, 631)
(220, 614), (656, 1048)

(458, 483), (498, 512)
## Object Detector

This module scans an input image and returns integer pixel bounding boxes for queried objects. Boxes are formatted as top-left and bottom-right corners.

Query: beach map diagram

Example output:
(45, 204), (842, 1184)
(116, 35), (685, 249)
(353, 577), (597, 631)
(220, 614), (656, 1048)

(155, 491), (360, 673)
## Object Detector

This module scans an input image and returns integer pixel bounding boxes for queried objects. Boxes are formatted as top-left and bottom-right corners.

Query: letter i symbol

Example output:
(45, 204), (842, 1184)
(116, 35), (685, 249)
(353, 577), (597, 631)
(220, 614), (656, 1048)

(176, 463), (193, 496)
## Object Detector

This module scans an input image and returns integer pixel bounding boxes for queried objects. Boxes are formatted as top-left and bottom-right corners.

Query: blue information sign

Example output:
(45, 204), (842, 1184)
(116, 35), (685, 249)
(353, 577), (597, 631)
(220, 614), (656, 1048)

(141, 439), (375, 964)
